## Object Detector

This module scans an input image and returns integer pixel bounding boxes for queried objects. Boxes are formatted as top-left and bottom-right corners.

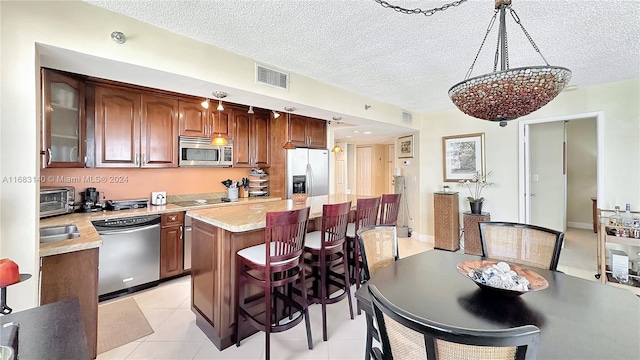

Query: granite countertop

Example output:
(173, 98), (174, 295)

(188, 194), (376, 233)
(39, 196), (280, 257)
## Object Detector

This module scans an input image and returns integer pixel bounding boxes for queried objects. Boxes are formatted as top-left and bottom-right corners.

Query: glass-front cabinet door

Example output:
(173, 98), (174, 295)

(42, 69), (85, 168)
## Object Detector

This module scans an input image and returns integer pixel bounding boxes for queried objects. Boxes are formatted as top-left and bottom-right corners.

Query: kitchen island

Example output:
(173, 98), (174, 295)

(186, 194), (375, 350)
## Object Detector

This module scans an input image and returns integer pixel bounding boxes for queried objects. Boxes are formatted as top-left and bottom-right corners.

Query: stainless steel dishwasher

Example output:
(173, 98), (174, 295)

(92, 215), (161, 297)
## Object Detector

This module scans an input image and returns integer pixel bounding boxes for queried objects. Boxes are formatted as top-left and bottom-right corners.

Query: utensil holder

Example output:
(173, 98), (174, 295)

(228, 187), (239, 202)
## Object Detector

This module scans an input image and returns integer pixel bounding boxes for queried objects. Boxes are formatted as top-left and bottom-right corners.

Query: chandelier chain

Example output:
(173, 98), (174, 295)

(494, 22), (510, 72)
(509, 8), (550, 66)
(465, 10), (498, 80)
(372, 0), (468, 16)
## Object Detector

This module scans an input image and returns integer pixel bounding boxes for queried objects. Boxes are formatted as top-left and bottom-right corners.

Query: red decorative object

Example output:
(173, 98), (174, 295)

(0, 258), (19, 287)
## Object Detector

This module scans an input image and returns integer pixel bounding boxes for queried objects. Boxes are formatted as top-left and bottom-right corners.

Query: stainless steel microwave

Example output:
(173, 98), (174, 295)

(178, 136), (233, 167)
(40, 186), (75, 218)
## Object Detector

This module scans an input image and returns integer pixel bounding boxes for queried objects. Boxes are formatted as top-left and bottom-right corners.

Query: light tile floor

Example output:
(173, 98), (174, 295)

(97, 233), (595, 360)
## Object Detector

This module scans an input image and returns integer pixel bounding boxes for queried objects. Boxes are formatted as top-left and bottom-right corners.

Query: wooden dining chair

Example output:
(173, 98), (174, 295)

(379, 194), (401, 226)
(368, 284), (540, 360)
(346, 197), (381, 291)
(357, 225), (399, 360)
(304, 201), (354, 341)
(479, 221), (565, 271)
(234, 207), (312, 360)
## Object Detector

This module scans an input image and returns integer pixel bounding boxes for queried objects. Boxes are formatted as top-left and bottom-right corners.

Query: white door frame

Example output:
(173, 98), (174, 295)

(518, 111), (605, 223)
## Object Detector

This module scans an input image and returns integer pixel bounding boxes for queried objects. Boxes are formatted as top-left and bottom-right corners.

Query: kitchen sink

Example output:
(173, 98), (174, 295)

(39, 224), (80, 243)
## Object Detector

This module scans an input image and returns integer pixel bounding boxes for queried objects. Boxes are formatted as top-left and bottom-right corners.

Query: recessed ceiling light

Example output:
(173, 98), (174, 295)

(353, 130), (360, 134)
(364, 131), (372, 135)
(345, 135), (352, 138)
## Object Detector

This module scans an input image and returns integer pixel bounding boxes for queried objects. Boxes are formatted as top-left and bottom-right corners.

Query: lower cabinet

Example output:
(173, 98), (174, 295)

(160, 212), (185, 279)
(40, 247), (98, 359)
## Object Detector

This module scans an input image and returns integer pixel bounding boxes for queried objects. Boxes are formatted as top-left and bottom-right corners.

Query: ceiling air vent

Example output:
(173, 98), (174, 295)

(255, 64), (289, 90)
(402, 112), (413, 124)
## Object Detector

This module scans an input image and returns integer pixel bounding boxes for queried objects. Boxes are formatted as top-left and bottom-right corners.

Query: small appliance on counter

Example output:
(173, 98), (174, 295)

(151, 191), (167, 205)
(105, 199), (150, 211)
(80, 187), (104, 213)
(40, 186), (75, 218)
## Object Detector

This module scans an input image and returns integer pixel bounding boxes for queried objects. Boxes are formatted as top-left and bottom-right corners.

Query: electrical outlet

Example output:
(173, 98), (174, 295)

(532, 174), (539, 181)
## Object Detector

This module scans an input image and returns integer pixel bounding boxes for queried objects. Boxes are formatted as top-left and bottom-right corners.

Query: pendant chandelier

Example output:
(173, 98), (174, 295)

(373, 0), (571, 126)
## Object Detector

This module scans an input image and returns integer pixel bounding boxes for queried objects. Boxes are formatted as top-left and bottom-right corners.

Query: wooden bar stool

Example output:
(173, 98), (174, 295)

(304, 201), (354, 341)
(234, 207), (312, 360)
(379, 193), (401, 226)
(345, 197), (381, 296)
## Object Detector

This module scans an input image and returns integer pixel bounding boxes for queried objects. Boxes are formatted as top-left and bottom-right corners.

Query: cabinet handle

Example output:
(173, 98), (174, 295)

(170, 215), (177, 221)
(135, 153), (139, 165)
(47, 148), (52, 165)
(179, 226), (183, 240)
(142, 153), (146, 165)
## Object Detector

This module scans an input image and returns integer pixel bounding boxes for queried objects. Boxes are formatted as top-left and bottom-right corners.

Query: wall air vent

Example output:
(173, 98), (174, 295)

(402, 112), (413, 124)
(255, 63), (289, 90)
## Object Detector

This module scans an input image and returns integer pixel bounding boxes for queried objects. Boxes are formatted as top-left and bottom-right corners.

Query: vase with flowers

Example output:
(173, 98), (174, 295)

(459, 171), (495, 214)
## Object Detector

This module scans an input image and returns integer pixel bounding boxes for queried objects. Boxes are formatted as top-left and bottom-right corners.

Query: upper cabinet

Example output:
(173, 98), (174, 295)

(178, 100), (233, 141)
(234, 109), (270, 168)
(41, 69), (86, 168)
(288, 115), (327, 149)
(94, 85), (178, 168)
(179, 100), (209, 138)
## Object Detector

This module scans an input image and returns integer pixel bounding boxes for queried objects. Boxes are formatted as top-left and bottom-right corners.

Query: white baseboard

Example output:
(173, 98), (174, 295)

(567, 222), (593, 230)
(407, 232), (433, 243)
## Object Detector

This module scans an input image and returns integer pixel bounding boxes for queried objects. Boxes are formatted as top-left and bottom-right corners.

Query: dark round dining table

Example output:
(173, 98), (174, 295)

(355, 250), (640, 360)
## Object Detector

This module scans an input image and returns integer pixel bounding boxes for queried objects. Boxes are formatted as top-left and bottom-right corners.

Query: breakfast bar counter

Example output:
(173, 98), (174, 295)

(186, 194), (375, 350)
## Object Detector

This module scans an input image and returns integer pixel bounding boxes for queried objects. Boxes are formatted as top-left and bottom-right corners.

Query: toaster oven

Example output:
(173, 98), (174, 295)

(40, 186), (75, 218)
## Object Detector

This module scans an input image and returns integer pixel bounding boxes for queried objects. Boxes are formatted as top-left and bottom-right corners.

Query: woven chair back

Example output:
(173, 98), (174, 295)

(265, 207), (311, 267)
(321, 201), (352, 249)
(479, 222), (564, 271)
(355, 197), (381, 233)
(369, 285), (540, 360)
(379, 194), (401, 226)
(357, 225), (398, 281)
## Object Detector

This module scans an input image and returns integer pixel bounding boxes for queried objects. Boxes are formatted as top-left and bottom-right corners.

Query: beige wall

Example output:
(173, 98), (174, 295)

(566, 119), (597, 227)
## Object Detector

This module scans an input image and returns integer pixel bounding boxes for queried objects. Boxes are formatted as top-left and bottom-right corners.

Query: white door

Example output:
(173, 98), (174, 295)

(526, 121), (566, 232)
(334, 144), (346, 194)
(356, 146), (372, 195)
(388, 145), (395, 193)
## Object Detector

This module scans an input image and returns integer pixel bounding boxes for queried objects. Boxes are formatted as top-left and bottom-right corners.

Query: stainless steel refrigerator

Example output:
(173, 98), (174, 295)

(286, 148), (329, 199)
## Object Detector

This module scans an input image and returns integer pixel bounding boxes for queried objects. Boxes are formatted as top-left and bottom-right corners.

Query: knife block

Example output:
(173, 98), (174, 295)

(238, 187), (248, 198)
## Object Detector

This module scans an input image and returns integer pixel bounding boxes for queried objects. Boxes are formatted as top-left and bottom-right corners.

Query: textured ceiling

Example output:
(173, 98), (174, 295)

(83, 0), (640, 142)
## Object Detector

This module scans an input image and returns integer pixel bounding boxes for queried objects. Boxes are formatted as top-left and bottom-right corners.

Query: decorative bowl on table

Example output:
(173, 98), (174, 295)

(291, 193), (308, 204)
(456, 259), (549, 297)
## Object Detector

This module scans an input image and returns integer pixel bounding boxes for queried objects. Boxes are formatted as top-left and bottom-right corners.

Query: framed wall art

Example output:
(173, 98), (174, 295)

(442, 133), (485, 182)
(398, 135), (414, 158)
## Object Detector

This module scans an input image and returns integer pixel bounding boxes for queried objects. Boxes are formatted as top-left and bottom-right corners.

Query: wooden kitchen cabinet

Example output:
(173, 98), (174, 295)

(94, 85), (141, 167)
(161, 212), (185, 279)
(94, 85), (178, 168)
(179, 99), (209, 138)
(233, 109), (270, 168)
(40, 247), (98, 359)
(41, 68), (86, 168)
(210, 106), (232, 140)
(141, 93), (179, 167)
(288, 114), (326, 149)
